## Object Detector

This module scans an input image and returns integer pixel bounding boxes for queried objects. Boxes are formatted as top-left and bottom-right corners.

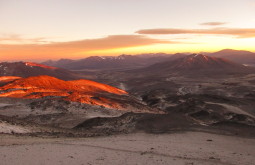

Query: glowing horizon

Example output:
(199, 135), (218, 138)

(1, 0), (255, 62)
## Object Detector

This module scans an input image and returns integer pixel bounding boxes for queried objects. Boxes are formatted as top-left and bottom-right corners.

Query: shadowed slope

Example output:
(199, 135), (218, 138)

(0, 62), (82, 80)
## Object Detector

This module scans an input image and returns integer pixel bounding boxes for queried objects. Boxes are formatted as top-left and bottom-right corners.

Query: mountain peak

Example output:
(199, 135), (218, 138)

(176, 54), (229, 68)
(209, 49), (255, 64)
(139, 54), (254, 76)
(213, 49), (254, 55)
(186, 54), (210, 60)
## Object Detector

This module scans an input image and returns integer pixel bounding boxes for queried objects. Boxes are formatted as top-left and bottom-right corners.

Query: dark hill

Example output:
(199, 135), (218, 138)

(0, 62), (82, 80)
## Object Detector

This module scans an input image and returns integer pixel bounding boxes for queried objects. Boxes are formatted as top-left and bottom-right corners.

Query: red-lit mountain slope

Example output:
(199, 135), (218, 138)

(0, 75), (157, 112)
(0, 76), (21, 86)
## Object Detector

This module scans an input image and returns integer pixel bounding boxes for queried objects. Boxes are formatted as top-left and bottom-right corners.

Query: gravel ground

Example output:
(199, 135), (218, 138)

(0, 132), (254, 165)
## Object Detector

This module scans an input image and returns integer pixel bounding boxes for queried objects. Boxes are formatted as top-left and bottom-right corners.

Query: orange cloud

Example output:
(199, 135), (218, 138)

(200, 22), (227, 26)
(0, 35), (171, 61)
(48, 35), (171, 49)
(136, 27), (255, 38)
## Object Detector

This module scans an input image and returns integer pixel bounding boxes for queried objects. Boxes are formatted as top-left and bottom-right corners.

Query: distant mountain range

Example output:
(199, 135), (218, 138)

(2, 51), (254, 83)
(42, 54), (187, 70)
(40, 49), (255, 71)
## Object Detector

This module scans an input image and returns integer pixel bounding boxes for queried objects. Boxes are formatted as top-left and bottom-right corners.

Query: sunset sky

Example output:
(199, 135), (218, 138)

(0, 0), (255, 61)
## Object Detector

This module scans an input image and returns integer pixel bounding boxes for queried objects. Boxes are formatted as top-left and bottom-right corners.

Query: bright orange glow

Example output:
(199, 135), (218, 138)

(0, 34), (255, 61)
(0, 35), (171, 61)
(0, 75), (128, 109)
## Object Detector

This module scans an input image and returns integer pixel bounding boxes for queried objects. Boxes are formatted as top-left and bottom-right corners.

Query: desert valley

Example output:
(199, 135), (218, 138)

(1, 0), (255, 164)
